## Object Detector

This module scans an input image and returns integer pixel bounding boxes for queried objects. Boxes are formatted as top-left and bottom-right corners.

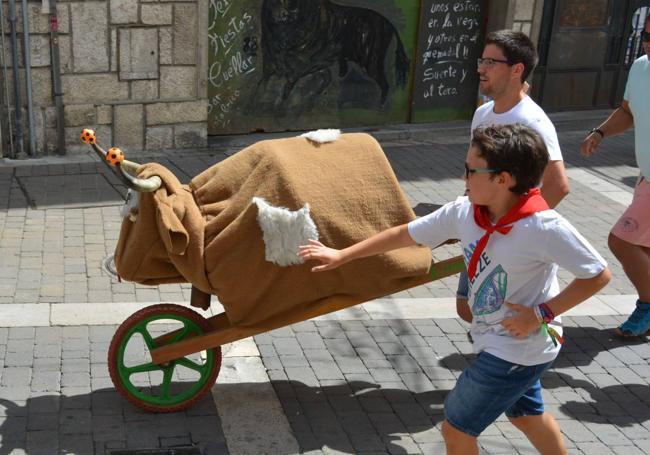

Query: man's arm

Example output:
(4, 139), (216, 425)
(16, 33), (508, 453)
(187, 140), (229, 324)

(581, 101), (634, 156)
(298, 224), (416, 272)
(540, 160), (570, 208)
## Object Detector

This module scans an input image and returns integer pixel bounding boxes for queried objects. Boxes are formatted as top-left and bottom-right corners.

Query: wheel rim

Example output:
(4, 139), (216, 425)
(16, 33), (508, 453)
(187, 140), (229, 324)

(115, 313), (215, 407)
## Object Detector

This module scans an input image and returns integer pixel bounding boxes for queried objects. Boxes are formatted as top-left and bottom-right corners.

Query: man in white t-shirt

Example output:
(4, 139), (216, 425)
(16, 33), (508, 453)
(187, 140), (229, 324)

(299, 124), (610, 454)
(581, 15), (650, 338)
(456, 30), (570, 323)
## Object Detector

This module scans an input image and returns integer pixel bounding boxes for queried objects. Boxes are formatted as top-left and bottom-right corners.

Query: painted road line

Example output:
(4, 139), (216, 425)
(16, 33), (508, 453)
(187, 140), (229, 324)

(0, 295), (638, 327)
(213, 340), (300, 455)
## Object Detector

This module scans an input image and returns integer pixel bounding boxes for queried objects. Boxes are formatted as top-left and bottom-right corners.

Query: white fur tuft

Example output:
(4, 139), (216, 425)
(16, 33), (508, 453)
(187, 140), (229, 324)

(300, 129), (341, 144)
(253, 197), (319, 266)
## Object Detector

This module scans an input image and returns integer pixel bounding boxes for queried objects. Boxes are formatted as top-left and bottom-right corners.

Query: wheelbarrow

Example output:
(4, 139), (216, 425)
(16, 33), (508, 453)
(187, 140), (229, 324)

(80, 128), (465, 413)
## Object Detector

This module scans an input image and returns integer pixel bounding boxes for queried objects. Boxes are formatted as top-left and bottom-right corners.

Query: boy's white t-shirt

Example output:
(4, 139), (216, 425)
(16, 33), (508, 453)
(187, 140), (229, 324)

(472, 96), (563, 162)
(408, 197), (606, 366)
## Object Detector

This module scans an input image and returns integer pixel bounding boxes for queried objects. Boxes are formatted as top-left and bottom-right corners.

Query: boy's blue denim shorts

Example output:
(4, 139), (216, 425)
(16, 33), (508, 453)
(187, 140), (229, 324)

(456, 269), (469, 299)
(444, 352), (554, 437)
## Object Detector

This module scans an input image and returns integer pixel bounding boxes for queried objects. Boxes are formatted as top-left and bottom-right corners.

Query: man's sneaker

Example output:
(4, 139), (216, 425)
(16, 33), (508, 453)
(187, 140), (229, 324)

(614, 300), (650, 338)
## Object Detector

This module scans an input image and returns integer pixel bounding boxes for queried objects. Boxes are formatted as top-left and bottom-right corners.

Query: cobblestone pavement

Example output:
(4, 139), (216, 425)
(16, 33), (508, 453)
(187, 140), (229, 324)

(256, 315), (650, 455)
(0, 325), (228, 455)
(1, 113), (649, 454)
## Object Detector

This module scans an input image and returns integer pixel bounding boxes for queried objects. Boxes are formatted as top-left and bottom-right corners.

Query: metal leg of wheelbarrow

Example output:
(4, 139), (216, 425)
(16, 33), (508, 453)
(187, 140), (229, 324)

(149, 255), (466, 365)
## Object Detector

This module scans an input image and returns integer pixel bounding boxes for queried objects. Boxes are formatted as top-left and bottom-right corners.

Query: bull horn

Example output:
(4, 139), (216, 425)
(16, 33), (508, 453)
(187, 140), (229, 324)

(80, 128), (162, 192)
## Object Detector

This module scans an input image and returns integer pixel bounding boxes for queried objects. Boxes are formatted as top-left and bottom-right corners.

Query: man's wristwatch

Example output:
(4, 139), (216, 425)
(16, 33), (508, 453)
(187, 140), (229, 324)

(589, 127), (604, 139)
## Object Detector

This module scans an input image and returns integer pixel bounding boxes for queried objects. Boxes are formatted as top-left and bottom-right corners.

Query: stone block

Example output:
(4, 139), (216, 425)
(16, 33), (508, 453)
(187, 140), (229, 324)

(110, 0), (138, 24)
(174, 123), (207, 149)
(146, 126), (174, 151)
(44, 107), (57, 128)
(64, 104), (96, 127)
(159, 27), (173, 65)
(160, 66), (197, 99)
(173, 4), (197, 65)
(131, 80), (159, 101)
(110, 27), (117, 72)
(514, 0), (535, 21)
(141, 4), (173, 25)
(33, 107), (46, 155)
(30, 35), (51, 67)
(114, 104), (144, 151)
(119, 28), (159, 80)
(45, 127), (59, 154)
(32, 68), (53, 106)
(97, 105), (112, 125)
(62, 74), (128, 103)
(71, 2), (109, 72)
(146, 100), (207, 124)
(58, 35), (73, 74)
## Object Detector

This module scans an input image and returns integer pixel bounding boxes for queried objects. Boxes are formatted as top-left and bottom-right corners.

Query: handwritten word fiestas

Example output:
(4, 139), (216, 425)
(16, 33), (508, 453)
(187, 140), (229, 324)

(209, 13), (253, 55)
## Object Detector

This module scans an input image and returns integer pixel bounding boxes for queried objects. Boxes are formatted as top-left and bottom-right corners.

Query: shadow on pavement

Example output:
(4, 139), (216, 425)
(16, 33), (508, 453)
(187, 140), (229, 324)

(438, 325), (650, 427)
(270, 379), (449, 454)
(0, 389), (226, 455)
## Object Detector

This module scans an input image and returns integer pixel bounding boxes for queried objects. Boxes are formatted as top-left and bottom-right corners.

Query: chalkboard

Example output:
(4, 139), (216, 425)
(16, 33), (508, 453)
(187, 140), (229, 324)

(411, 0), (486, 122)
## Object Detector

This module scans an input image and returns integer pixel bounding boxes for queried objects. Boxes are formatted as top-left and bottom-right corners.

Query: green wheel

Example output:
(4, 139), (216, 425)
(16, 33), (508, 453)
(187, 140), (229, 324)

(108, 304), (222, 413)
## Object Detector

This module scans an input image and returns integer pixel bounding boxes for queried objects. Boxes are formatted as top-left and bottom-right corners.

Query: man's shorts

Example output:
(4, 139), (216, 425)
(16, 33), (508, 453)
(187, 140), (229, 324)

(456, 269), (469, 299)
(611, 177), (650, 248)
(444, 352), (554, 437)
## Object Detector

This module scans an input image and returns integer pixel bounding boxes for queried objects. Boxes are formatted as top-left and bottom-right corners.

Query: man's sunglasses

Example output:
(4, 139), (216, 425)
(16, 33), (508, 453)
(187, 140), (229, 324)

(642, 31), (650, 42)
(464, 163), (500, 179)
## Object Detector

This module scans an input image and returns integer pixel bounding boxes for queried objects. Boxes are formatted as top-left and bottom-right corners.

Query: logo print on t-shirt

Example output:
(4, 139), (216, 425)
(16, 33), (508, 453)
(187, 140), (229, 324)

(472, 265), (507, 315)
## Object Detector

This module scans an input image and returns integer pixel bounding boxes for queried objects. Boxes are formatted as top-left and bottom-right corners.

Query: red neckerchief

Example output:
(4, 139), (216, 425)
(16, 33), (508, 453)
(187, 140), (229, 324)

(467, 188), (549, 279)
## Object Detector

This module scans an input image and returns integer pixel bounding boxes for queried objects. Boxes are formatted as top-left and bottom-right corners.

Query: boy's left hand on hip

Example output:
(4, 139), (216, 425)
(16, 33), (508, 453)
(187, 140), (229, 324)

(501, 302), (539, 338)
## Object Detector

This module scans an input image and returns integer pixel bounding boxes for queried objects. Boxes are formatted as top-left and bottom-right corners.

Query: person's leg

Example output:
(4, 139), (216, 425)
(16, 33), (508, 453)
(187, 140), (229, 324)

(442, 420), (478, 455)
(608, 233), (650, 301)
(608, 179), (650, 337)
(508, 412), (567, 455)
(444, 353), (547, 453)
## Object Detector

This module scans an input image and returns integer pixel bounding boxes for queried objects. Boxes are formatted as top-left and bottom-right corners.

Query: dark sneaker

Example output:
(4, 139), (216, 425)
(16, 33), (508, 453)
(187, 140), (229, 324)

(614, 300), (650, 338)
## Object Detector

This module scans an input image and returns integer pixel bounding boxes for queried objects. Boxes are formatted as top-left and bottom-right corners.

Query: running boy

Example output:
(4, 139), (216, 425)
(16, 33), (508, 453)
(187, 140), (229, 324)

(299, 124), (611, 455)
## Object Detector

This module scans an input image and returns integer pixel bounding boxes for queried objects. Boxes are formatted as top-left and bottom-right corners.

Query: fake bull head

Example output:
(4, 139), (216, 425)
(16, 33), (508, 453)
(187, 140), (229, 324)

(79, 128), (162, 193)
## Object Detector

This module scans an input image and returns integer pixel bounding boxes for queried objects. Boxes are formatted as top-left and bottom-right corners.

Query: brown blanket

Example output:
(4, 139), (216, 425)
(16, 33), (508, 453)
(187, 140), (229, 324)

(114, 133), (432, 327)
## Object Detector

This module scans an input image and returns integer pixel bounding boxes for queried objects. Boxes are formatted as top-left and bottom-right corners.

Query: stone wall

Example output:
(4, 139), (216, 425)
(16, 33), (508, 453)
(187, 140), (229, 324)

(0, 0), (208, 157)
(485, 0), (544, 46)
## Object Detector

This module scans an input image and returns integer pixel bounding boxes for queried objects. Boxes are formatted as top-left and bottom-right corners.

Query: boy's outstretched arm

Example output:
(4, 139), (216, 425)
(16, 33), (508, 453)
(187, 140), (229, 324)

(502, 267), (612, 338)
(298, 224), (417, 272)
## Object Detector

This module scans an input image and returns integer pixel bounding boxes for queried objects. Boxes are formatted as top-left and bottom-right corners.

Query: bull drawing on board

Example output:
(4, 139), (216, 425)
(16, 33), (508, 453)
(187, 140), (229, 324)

(256, 0), (410, 111)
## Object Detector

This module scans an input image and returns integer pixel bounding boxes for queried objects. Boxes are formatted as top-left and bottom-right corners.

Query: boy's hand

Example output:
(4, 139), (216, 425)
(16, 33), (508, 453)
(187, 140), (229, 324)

(501, 302), (540, 338)
(298, 239), (345, 272)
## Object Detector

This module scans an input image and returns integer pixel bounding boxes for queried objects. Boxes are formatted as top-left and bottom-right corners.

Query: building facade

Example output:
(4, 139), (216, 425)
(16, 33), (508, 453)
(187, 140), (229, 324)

(0, 0), (646, 157)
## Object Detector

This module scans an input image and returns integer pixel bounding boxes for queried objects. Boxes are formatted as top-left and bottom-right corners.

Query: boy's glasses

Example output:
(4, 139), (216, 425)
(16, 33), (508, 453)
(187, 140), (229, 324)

(477, 57), (512, 68)
(641, 31), (650, 42)
(464, 163), (500, 179)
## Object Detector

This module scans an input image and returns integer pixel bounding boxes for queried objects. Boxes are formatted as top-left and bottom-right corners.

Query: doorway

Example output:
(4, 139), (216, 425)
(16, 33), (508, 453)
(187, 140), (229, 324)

(531, 0), (650, 111)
